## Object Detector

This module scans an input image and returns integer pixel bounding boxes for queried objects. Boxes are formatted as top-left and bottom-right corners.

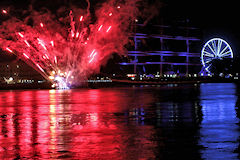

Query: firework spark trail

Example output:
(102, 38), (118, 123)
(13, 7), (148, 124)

(0, 0), (143, 88)
(79, 16), (83, 22)
(89, 50), (98, 63)
(98, 25), (103, 31)
(6, 47), (13, 53)
(106, 26), (112, 32)
(23, 53), (29, 59)
(2, 10), (7, 14)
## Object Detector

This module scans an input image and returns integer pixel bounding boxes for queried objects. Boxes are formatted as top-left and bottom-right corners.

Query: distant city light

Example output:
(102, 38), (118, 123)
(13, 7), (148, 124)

(127, 74), (136, 78)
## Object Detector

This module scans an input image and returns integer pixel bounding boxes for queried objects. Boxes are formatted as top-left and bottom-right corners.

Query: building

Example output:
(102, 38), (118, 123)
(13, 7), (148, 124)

(119, 24), (202, 77)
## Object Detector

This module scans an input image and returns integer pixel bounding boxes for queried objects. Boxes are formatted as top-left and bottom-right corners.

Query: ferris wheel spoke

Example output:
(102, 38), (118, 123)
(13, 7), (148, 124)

(207, 44), (216, 55)
(203, 51), (214, 57)
(205, 60), (212, 64)
(220, 51), (232, 57)
(219, 45), (228, 56)
(211, 40), (217, 53)
(204, 57), (213, 64)
(205, 64), (212, 70)
(217, 40), (222, 56)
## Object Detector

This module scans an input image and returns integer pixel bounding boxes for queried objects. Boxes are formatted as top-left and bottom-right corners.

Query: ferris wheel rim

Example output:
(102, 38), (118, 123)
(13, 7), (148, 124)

(201, 38), (233, 73)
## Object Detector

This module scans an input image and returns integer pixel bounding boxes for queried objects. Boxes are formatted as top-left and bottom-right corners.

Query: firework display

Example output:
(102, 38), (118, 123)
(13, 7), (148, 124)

(0, 0), (140, 88)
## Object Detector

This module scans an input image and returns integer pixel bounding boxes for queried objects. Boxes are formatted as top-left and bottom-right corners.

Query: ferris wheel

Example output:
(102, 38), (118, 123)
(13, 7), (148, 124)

(201, 38), (233, 73)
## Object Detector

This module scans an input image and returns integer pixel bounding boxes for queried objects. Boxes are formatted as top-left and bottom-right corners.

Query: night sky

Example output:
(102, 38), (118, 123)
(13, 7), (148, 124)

(0, 0), (239, 57)
(163, 0), (239, 54)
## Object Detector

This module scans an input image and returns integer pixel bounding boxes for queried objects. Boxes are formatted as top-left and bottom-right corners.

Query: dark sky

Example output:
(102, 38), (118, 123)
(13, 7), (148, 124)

(165, 0), (237, 26)
(160, 0), (239, 56)
(0, 0), (238, 37)
(0, 0), (239, 55)
(164, 1), (239, 43)
(0, 0), (238, 31)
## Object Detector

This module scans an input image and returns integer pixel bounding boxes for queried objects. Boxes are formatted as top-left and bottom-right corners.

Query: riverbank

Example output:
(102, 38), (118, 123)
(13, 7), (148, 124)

(0, 77), (238, 89)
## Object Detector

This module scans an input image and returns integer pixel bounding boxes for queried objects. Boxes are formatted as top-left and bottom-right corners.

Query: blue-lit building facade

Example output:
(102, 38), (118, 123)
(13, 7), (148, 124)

(120, 24), (202, 76)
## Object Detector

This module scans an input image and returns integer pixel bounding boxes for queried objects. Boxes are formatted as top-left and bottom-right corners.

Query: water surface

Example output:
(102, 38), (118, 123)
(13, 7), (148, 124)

(0, 83), (239, 159)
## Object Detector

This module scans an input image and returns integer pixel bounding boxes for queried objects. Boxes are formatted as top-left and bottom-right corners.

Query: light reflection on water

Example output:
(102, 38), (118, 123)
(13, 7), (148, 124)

(199, 83), (239, 160)
(0, 83), (239, 159)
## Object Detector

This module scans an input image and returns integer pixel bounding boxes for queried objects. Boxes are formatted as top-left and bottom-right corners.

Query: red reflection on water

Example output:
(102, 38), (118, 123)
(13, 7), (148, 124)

(0, 89), (156, 159)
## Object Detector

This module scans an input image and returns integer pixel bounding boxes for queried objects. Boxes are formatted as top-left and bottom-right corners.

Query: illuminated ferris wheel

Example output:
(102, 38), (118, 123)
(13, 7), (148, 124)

(201, 38), (233, 73)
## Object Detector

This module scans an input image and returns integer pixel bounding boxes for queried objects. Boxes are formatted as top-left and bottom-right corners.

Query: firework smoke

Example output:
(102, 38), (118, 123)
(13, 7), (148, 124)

(0, 0), (147, 88)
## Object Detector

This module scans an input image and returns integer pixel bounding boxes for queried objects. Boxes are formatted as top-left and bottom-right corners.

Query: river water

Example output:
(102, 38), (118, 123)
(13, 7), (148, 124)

(0, 83), (239, 159)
